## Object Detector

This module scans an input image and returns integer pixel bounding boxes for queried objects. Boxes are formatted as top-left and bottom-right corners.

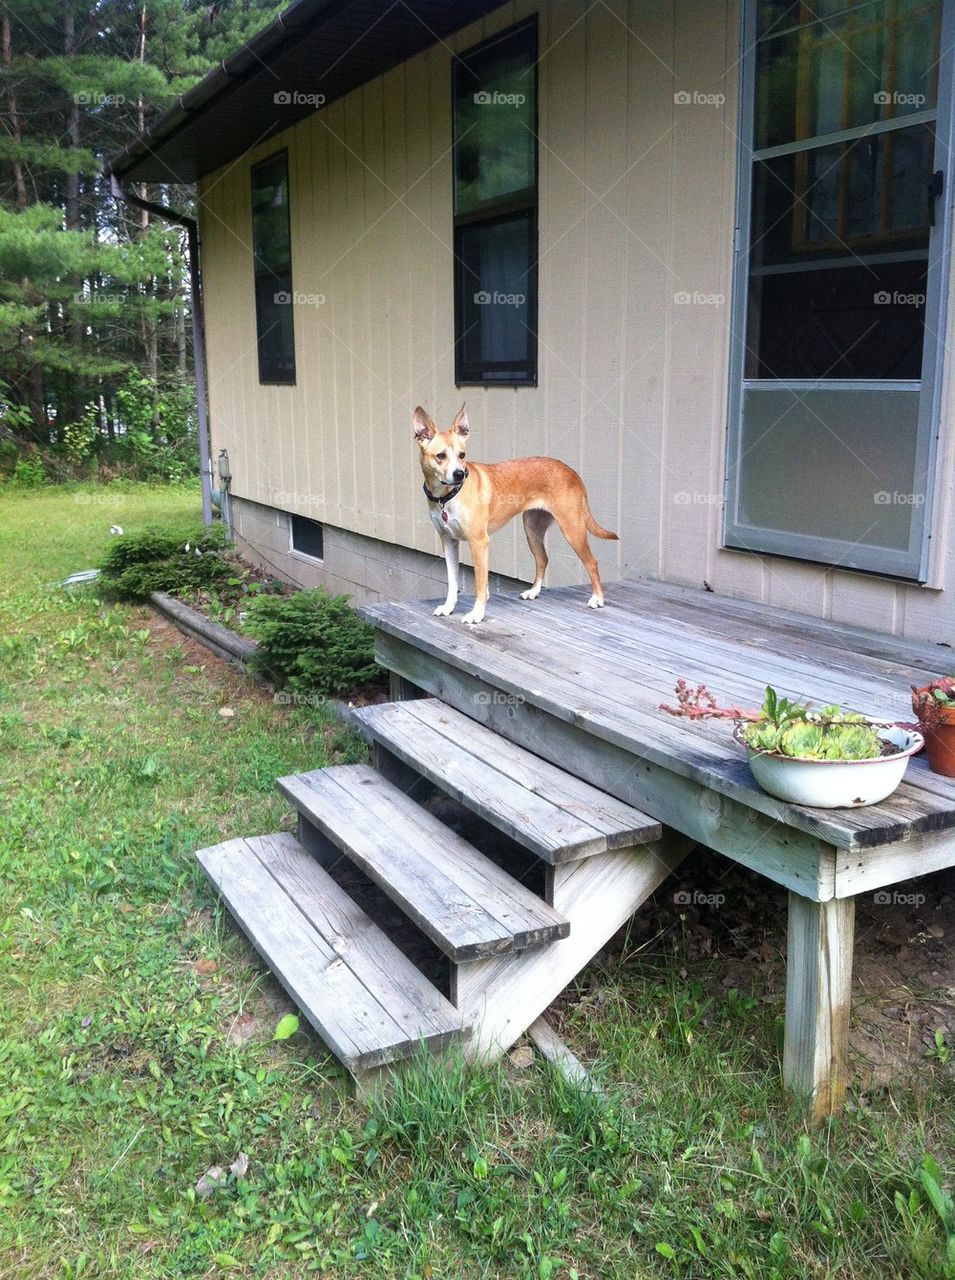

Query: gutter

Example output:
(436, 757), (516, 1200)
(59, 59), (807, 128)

(109, 175), (213, 526)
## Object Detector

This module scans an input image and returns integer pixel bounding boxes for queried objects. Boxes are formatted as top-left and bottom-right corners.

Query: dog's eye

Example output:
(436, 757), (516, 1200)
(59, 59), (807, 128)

(458, 452), (466, 460)
(435, 451), (447, 461)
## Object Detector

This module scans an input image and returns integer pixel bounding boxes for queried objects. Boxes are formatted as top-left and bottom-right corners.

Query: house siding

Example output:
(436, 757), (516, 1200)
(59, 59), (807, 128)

(197, 0), (955, 645)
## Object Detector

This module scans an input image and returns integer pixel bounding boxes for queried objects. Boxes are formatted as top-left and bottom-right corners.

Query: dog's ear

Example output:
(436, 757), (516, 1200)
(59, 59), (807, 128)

(451, 403), (469, 438)
(413, 405), (436, 444)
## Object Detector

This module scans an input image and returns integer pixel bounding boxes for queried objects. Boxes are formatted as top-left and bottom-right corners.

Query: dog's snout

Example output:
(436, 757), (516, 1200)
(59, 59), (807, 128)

(452, 467), (466, 483)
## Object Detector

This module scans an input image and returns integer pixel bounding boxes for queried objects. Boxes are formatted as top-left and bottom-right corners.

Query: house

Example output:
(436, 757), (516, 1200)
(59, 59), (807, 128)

(107, 2), (955, 1117)
(106, 0), (955, 645)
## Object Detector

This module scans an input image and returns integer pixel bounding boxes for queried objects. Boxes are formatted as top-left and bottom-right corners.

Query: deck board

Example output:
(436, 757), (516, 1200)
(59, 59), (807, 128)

(353, 699), (661, 862)
(276, 765), (569, 959)
(196, 833), (465, 1071)
(362, 582), (955, 853)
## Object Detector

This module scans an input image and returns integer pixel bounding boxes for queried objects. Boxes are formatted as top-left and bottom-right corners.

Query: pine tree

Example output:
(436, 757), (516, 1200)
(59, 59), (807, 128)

(0, 0), (285, 467)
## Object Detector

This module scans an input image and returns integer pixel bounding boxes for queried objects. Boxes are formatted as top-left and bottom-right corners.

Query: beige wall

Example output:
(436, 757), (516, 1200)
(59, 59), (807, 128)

(198, 0), (955, 645)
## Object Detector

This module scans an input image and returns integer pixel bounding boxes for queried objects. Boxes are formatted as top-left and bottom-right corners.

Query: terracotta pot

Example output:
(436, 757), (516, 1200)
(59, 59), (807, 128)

(921, 706), (955, 777)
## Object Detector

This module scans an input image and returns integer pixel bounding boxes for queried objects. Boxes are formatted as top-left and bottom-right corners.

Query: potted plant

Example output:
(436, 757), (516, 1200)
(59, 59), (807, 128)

(733, 687), (922, 808)
(911, 676), (955, 777)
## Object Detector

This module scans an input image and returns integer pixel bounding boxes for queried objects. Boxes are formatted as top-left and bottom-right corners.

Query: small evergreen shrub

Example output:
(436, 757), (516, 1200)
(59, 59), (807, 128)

(9, 457), (49, 488)
(99, 526), (229, 599)
(245, 588), (380, 697)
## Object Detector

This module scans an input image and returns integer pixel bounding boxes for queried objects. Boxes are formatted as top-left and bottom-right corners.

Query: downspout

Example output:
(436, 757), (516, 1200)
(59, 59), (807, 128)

(108, 173), (214, 526)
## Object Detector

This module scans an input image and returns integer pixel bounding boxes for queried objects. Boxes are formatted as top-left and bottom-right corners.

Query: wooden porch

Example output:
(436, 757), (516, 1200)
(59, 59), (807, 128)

(363, 577), (955, 1118)
(196, 576), (954, 1117)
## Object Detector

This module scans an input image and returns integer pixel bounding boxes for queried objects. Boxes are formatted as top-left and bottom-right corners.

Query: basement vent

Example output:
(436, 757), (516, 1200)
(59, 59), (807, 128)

(290, 514), (324, 561)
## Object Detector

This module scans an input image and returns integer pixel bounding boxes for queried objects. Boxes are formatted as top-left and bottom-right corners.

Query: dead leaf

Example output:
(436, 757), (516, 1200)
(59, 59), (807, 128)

(508, 1043), (534, 1070)
(195, 1166), (225, 1198)
(195, 958), (218, 976)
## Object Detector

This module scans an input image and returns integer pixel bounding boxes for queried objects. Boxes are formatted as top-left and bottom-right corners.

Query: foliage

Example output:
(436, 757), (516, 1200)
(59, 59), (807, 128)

(912, 677), (955, 729)
(739, 687), (883, 761)
(7, 455), (50, 488)
(245, 587), (381, 697)
(98, 525), (229, 599)
(659, 677), (758, 722)
(0, 485), (952, 1280)
(0, 0), (286, 464)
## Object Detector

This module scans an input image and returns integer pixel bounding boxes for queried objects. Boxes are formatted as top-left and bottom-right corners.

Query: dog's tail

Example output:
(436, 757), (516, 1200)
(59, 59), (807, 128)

(585, 505), (619, 541)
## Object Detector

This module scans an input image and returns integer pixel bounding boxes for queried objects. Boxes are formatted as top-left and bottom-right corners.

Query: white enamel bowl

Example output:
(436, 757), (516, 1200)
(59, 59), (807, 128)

(733, 723), (924, 808)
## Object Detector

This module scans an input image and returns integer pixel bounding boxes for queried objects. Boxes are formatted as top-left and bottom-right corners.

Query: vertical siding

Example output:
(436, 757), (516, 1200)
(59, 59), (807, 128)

(199, 0), (955, 641)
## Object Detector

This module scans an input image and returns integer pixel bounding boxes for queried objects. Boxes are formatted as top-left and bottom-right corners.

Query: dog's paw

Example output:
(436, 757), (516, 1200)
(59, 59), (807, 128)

(587, 594), (604, 610)
(433, 602), (456, 617)
(520, 584), (542, 601)
(461, 609), (485, 626)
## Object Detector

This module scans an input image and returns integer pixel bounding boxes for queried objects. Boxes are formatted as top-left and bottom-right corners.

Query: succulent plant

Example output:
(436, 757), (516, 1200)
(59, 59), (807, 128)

(779, 723), (825, 759)
(912, 676), (955, 728)
(739, 687), (883, 761)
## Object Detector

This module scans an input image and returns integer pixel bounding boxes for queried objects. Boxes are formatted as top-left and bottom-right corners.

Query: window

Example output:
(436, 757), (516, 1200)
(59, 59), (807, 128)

(724, 0), (951, 580)
(251, 151), (296, 384)
(453, 19), (538, 384)
(290, 514), (324, 560)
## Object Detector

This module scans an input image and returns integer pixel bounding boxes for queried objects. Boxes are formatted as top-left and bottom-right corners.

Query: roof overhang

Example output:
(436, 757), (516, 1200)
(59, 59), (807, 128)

(106, 0), (506, 185)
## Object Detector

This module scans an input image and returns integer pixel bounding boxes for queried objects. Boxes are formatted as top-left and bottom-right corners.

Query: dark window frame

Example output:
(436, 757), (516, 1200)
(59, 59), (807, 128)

(251, 149), (296, 386)
(452, 18), (539, 386)
(289, 513), (324, 561)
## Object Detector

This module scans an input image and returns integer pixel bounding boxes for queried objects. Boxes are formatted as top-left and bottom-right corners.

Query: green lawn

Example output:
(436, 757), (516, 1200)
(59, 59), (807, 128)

(0, 484), (952, 1280)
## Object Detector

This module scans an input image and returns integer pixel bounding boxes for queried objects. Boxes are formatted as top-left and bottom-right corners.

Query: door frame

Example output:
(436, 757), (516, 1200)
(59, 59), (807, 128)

(723, 0), (955, 583)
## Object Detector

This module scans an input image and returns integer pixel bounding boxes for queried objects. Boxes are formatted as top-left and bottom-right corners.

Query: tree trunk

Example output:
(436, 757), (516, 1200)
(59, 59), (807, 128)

(2, 14), (28, 209)
(63, 7), (85, 424)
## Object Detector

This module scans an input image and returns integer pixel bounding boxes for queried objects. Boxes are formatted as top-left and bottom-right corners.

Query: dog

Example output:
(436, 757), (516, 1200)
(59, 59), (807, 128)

(414, 404), (618, 625)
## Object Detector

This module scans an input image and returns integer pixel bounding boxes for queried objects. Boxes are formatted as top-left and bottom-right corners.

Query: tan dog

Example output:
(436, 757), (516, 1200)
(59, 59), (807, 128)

(414, 404), (618, 625)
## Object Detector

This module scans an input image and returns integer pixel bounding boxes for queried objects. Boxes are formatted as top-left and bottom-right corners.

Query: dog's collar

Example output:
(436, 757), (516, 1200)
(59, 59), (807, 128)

(423, 467), (469, 506)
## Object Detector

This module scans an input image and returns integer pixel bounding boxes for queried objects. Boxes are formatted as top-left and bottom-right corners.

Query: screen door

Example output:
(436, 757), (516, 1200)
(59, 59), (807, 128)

(725, 0), (953, 579)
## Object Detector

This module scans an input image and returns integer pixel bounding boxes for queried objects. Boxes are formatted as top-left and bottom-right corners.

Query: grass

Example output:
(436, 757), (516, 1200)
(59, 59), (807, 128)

(0, 483), (952, 1280)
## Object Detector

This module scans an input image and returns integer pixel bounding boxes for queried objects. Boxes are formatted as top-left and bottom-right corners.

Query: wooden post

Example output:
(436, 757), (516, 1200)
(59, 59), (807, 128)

(784, 892), (855, 1121)
(389, 671), (422, 702)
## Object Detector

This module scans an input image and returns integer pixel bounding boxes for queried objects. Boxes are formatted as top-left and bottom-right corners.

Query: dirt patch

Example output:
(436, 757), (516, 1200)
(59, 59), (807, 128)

(594, 848), (954, 1092)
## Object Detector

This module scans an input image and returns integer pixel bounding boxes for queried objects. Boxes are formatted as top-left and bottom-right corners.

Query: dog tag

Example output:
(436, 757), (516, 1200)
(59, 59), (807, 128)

(441, 511), (449, 523)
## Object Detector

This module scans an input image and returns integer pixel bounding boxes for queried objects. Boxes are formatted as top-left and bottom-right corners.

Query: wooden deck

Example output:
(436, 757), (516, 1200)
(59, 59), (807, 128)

(363, 577), (955, 1117)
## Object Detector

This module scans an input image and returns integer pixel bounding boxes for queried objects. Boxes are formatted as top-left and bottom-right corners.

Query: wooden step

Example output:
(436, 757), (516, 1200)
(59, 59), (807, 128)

(351, 699), (662, 864)
(196, 832), (466, 1073)
(275, 764), (569, 962)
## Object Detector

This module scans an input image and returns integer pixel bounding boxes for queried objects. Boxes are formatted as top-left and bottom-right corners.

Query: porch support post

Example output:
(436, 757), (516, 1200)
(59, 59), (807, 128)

(784, 891), (855, 1121)
(388, 671), (423, 702)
